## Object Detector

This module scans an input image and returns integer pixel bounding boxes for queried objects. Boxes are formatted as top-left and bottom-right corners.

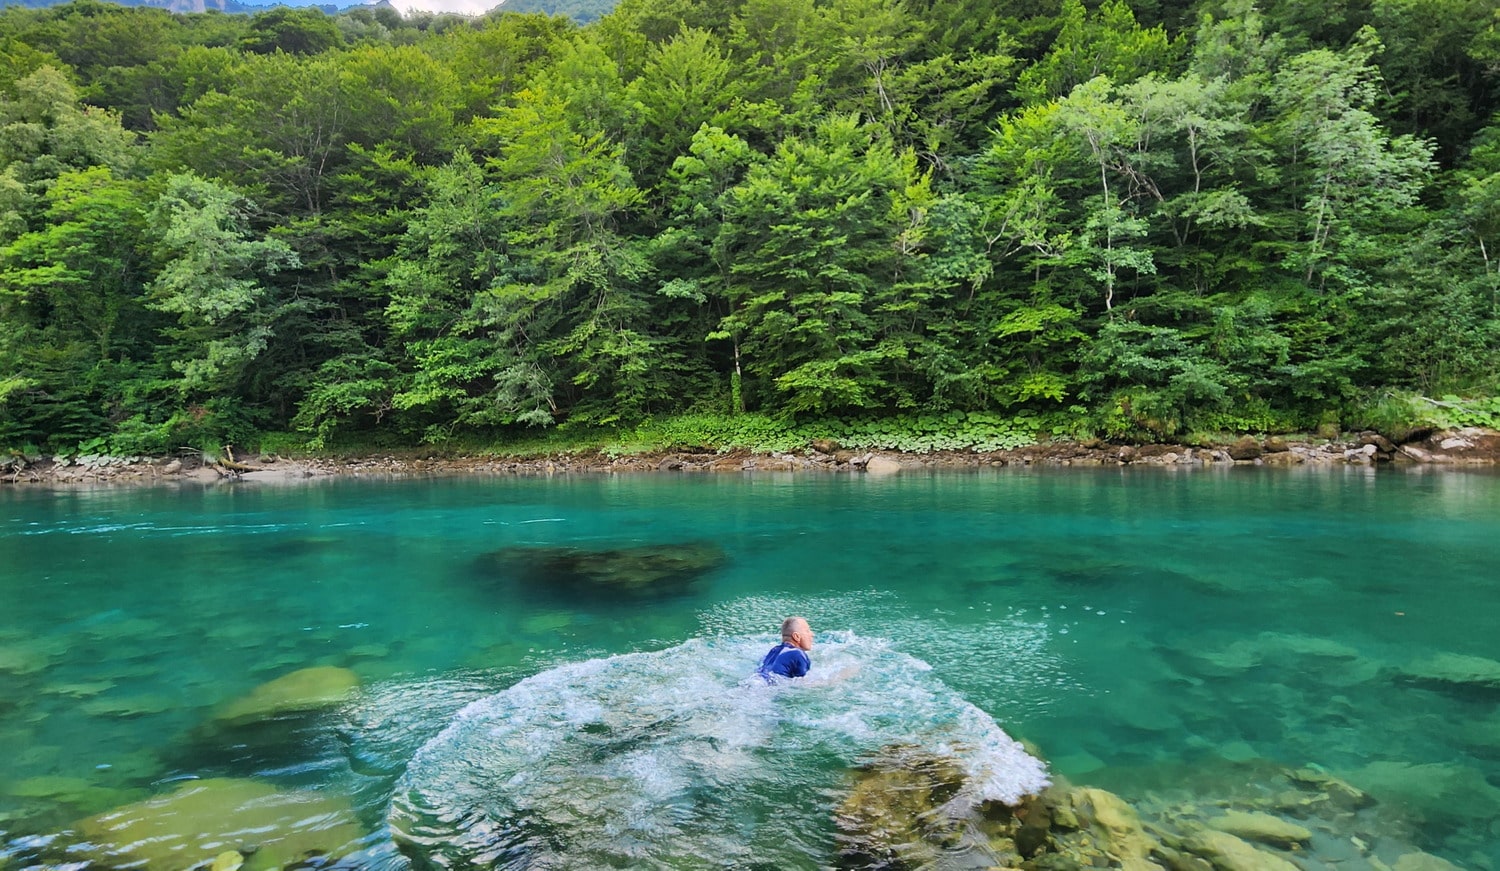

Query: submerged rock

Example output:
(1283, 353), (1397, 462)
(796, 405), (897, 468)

(1393, 651), (1500, 696)
(1394, 851), (1464, 871)
(41, 679), (116, 698)
(831, 753), (1202, 871)
(5, 775), (141, 818)
(1175, 632), (1378, 687)
(1347, 760), (1500, 825)
(475, 541), (726, 599)
(1285, 766), (1375, 810)
(1067, 787), (1163, 871)
(81, 693), (177, 719)
(211, 666), (361, 727)
(178, 666), (362, 772)
(1180, 829), (1299, 871)
(0, 640), (53, 675)
(1451, 715), (1500, 758)
(7, 775), (96, 799)
(71, 778), (365, 871)
(834, 745), (1008, 869)
(1205, 810), (1310, 848)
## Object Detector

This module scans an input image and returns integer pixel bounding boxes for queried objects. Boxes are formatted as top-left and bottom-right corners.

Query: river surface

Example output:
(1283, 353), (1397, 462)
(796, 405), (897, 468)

(1, 467), (1499, 869)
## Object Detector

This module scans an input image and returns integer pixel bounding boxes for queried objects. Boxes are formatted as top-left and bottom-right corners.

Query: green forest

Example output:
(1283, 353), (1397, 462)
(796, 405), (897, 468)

(0, 0), (1498, 455)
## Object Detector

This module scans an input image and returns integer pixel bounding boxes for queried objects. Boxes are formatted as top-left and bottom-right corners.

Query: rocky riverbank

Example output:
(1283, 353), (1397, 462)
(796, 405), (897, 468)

(3, 427), (1499, 487)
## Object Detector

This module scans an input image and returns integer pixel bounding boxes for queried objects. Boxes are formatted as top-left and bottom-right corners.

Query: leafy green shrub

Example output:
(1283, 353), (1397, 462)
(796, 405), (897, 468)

(1337, 392), (1500, 441)
(1415, 395), (1500, 430)
(164, 398), (261, 454)
(488, 410), (1066, 459)
(804, 411), (1057, 453)
(105, 416), (173, 456)
(1189, 399), (1308, 436)
(1343, 392), (1429, 441)
(254, 431), (315, 456)
(604, 413), (804, 456)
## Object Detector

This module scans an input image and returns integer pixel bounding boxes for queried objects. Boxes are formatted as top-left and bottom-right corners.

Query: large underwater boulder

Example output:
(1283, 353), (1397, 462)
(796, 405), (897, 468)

(177, 666), (363, 773)
(211, 666), (362, 727)
(834, 745), (1001, 869)
(70, 777), (365, 871)
(474, 541), (726, 599)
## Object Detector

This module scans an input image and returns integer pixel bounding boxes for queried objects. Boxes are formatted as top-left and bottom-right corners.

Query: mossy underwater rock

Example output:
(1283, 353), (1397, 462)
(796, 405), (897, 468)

(1393, 651), (1500, 697)
(1393, 851), (1465, 871)
(1285, 765), (1375, 810)
(1063, 787), (1163, 871)
(0, 640), (53, 676)
(823, 752), (1453, 871)
(832, 747), (1177, 871)
(1347, 759), (1500, 825)
(211, 666), (361, 727)
(1179, 828), (1300, 871)
(834, 746), (998, 869)
(5, 776), (145, 818)
(71, 778), (365, 871)
(475, 541), (726, 599)
(1205, 810), (1311, 849)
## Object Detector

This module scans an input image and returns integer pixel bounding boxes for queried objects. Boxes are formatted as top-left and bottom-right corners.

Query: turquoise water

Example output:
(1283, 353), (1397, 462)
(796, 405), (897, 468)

(2, 467), (1500, 869)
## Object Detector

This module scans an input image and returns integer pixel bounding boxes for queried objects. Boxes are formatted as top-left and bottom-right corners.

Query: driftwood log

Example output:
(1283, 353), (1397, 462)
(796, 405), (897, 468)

(216, 445), (263, 475)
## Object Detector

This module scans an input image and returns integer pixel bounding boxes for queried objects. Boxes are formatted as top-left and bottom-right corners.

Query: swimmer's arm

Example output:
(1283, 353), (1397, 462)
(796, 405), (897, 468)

(805, 663), (860, 685)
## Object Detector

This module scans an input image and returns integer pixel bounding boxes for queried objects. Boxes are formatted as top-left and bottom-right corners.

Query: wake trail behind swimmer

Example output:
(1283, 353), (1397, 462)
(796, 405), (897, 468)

(389, 632), (1048, 870)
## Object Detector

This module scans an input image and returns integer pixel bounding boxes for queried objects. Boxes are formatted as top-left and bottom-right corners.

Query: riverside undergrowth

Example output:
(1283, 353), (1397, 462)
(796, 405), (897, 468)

(30, 393), (1498, 466)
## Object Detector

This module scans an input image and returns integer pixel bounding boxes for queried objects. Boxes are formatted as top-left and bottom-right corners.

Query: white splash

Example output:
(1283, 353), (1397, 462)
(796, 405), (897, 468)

(389, 633), (1048, 869)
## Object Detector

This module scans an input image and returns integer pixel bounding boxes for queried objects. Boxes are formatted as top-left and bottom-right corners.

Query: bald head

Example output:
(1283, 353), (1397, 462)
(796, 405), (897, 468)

(780, 616), (813, 651)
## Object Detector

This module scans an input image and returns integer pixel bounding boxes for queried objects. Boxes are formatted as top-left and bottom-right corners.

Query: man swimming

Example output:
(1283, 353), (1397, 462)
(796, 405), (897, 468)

(757, 616), (813, 681)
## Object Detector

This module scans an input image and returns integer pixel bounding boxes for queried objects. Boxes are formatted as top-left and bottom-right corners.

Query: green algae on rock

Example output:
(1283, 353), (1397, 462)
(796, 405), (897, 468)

(834, 746), (1002, 869)
(831, 748), (1175, 871)
(1064, 787), (1162, 871)
(1205, 810), (1312, 849)
(475, 541), (727, 599)
(81, 693), (178, 720)
(1285, 766), (1376, 810)
(71, 778), (365, 871)
(1348, 759), (1500, 826)
(1394, 851), (1465, 871)
(825, 745), (1471, 871)
(1180, 828), (1300, 871)
(0, 641), (53, 676)
(211, 666), (361, 727)
(1393, 652), (1500, 696)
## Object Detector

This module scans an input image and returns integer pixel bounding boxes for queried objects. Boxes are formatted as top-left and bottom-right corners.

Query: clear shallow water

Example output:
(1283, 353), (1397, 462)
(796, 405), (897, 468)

(2, 467), (1499, 868)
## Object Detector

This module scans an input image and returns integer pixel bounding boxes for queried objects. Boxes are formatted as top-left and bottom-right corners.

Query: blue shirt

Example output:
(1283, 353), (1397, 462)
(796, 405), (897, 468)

(757, 642), (811, 681)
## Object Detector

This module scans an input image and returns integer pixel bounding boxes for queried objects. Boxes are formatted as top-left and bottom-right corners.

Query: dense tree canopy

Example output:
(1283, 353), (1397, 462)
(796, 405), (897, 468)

(0, 0), (1497, 452)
